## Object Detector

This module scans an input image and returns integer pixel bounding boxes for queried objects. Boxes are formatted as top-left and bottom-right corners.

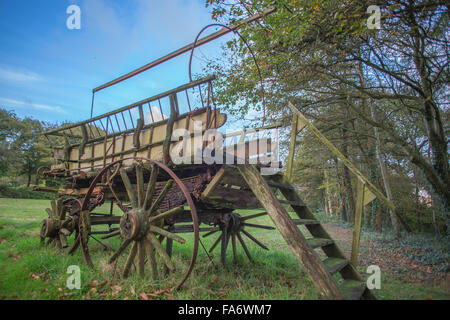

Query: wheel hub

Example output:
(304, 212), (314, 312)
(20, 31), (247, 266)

(40, 218), (57, 238)
(222, 212), (243, 235)
(120, 210), (147, 240)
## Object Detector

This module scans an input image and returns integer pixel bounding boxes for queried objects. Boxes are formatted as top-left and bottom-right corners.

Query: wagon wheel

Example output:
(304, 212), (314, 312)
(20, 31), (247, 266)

(204, 212), (274, 265)
(78, 157), (199, 289)
(40, 198), (75, 249)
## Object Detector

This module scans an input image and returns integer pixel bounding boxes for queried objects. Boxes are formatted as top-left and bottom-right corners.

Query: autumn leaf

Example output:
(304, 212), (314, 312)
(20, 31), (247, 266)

(139, 292), (149, 300)
(88, 280), (99, 287)
(110, 285), (122, 296)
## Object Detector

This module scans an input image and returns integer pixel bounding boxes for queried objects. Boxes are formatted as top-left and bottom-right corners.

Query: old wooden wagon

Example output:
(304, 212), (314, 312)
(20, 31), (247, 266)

(35, 11), (375, 299)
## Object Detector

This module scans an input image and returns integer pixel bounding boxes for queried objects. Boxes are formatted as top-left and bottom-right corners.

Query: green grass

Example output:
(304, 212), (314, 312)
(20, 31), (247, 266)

(0, 198), (448, 300)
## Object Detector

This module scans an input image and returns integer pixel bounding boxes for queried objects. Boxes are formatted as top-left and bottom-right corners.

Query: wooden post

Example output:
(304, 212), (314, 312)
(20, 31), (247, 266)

(351, 180), (365, 266)
(238, 164), (344, 299)
(286, 114), (298, 181)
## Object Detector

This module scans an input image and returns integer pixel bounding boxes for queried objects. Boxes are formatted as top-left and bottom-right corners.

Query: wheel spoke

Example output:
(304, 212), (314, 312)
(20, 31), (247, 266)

(109, 239), (131, 264)
(142, 239), (157, 280)
(59, 233), (68, 248)
(165, 235), (173, 276)
(148, 206), (184, 223)
(241, 229), (269, 250)
(136, 165), (144, 208)
(137, 241), (146, 277)
(232, 234), (237, 262)
(147, 233), (175, 272)
(57, 199), (65, 220)
(221, 229), (229, 266)
(122, 241), (138, 278)
(146, 180), (173, 217)
(45, 208), (53, 218)
(101, 229), (121, 239)
(202, 229), (219, 238)
(50, 200), (57, 218)
(143, 164), (158, 211)
(120, 168), (137, 209)
(209, 234), (222, 253)
(149, 225), (186, 244)
(242, 222), (275, 230)
(241, 211), (267, 221)
(236, 232), (254, 263)
(68, 232), (80, 254)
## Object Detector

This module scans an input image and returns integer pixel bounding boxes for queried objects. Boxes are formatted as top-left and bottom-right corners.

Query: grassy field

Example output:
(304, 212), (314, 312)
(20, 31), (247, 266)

(0, 198), (448, 300)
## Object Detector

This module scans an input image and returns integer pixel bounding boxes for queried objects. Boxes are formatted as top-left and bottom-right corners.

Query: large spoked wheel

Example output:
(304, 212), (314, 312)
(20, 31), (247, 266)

(78, 157), (199, 289)
(205, 212), (274, 265)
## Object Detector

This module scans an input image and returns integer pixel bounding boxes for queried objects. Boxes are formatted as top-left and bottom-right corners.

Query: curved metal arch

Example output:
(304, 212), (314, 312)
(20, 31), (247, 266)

(188, 23), (266, 125)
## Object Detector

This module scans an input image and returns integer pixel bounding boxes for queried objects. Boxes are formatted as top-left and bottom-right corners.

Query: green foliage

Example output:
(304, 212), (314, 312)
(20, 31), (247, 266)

(0, 185), (56, 200)
(204, 0), (449, 235)
(0, 108), (53, 186)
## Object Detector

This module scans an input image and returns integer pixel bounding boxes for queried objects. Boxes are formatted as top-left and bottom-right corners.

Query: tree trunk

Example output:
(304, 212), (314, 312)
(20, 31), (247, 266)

(431, 194), (441, 237)
(370, 106), (401, 238)
(414, 170), (422, 233)
(324, 169), (333, 217)
(334, 158), (348, 222)
(26, 174), (31, 188)
(341, 126), (355, 223)
(374, 202), (382, 233)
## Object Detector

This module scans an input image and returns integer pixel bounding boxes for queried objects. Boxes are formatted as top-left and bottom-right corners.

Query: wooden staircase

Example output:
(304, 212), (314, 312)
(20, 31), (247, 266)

(237, 164), (375, 300)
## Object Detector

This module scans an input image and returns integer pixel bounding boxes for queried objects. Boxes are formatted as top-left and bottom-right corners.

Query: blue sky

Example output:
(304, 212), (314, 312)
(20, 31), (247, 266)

(0, 0), (233, 124)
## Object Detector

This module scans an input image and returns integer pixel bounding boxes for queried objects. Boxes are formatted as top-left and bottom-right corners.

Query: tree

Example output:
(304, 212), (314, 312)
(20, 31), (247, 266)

(206, 0), (449, 234)
(0, 108), (51, 186)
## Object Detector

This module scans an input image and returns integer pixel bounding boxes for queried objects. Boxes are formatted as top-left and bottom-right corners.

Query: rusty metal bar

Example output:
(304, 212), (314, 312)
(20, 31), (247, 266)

(148, 103), (154, 123)
(92, 7), (275, 93)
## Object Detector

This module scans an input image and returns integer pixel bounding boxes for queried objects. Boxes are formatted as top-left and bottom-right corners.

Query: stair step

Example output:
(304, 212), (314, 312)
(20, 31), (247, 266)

(340, 280), (367, 300)
(292, 219), (320, 225)
(306, 238), (334, 249)
(278, 199), (305, 207)
(322, 257), (349, 274)
(266, 180), (295, 190)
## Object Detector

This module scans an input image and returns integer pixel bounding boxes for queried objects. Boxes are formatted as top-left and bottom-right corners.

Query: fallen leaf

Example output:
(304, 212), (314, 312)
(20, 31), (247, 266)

(130, 285), (136, 295)
(90, 288), (97, 294)
(139, 292), (149, 300)
(88, 280), (99, 287)
(111, 285), (122, 296)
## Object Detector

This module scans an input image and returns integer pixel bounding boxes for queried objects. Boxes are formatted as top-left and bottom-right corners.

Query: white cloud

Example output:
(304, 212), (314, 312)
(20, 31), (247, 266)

(0, 97), (67, 114)
(0, 67), (43, 82)
(147, 106), (168, 122)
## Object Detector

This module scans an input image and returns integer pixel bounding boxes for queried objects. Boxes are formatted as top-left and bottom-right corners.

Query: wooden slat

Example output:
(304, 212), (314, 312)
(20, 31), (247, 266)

(340, 280), (366, 300)
(279, 199), (305, 207)
(292, 219), (320, 225)
(201, 168), (225, 199)
(266, 180), (294, 190)
(306, 238), (334, 249)
(323, 257), (349, 274)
